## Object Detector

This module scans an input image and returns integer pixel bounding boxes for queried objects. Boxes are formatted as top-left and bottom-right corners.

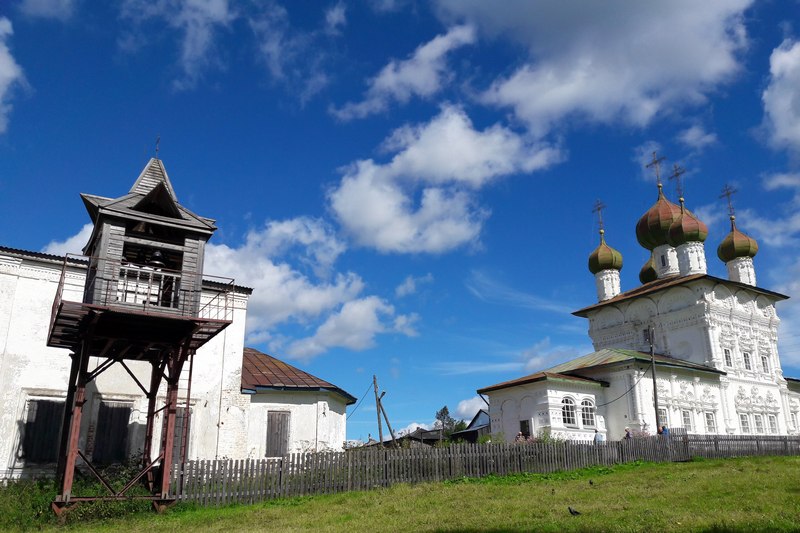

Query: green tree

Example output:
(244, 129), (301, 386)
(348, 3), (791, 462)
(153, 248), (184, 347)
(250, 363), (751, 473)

(435, 406), (466, 439)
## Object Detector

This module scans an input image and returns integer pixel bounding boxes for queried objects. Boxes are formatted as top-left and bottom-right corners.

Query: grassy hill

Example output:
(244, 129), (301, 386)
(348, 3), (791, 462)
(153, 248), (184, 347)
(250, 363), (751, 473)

(4, 456), (799, 532)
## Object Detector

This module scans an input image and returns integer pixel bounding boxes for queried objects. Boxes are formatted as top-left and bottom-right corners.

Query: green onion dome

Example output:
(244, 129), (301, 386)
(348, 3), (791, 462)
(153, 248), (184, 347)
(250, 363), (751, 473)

(717, 216), (758, 263)
(588, 230), (623, 274)
(636, 184), (682, 250)
(639, 253), (657, 284)
(667, 198), (708, 247)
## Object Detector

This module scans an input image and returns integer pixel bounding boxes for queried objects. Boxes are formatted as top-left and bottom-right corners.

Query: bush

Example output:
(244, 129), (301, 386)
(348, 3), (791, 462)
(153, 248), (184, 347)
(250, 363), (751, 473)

(0, 457), (158, 530)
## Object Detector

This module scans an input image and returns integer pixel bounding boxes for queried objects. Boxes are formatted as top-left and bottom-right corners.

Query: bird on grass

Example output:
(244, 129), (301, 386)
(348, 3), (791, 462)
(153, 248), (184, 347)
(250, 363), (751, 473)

(568, 507), (581, 516)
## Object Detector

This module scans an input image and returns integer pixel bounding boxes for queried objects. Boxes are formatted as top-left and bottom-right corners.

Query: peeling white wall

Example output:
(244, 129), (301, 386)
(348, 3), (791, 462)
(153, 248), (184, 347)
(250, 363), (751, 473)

(0, 251), (253, 477)
(246, 391), (348, 456)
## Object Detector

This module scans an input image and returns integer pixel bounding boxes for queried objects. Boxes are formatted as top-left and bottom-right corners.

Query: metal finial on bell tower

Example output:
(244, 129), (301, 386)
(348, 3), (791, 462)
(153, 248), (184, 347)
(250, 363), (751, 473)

(155, 135), (161, 160)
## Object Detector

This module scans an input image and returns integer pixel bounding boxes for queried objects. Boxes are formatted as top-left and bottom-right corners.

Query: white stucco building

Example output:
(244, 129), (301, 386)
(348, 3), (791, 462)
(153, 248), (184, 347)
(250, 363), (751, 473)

(479, 182), (800, 441)
(0, 158), (353, 479)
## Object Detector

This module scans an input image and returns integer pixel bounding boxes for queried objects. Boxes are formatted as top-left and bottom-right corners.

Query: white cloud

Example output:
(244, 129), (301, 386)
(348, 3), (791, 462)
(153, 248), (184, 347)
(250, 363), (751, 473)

(329, 105), (561, 253)
(285, 296), (418, 360)
(0, 18), (25, 134)
(455, 395), (485, 420)
(762, 39), (800, 153)
(465, 270), (574, 314)
(19, 0), (76, 20)
(324, 2), (346, 35)
(119, 0), (234, 91)
(524, 337), (589, 372)
(368, 0), (407, 13)
(249, 1), (340, 104)
(677, 124), (718, 151)
(435, 0), (751, 137)
(331, 25), (475, 120)
(204, 218), (363, 337)
(41, 223), (93, 256)
(395, 272), (434, 297)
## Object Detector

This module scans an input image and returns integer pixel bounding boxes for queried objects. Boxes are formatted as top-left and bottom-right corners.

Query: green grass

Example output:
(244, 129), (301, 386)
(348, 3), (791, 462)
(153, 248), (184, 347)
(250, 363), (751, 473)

(4, 456), (800, 532)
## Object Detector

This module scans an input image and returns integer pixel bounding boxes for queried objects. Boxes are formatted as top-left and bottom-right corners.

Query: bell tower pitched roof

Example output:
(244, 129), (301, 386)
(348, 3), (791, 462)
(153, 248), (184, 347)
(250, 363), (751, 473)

(129, 158), (178, 201)
(80, 158), (216, 233)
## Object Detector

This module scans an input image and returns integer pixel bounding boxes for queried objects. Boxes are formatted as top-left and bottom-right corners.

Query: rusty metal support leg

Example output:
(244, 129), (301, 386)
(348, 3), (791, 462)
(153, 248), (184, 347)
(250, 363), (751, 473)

(55, 351), (81, 485)
(158, 373), (179, 498)
(57, 343), (91, 502)
(142, 358), (162, 490)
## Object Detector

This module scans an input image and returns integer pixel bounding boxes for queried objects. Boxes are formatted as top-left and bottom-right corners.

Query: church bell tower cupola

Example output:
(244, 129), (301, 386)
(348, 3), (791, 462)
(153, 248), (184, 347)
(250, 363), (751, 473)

(588, 201), (623, 302)
(635, 154), (681, 279)
(665, 165), (708, 276)
(717, 185), (758, 286)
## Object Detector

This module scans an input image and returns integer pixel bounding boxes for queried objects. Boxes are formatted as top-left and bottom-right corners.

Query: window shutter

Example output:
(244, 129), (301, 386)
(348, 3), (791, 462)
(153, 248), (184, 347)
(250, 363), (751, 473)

(23, 400), (63, 463)
(93, 402), (131, 464)
(266, 411), (290, 457)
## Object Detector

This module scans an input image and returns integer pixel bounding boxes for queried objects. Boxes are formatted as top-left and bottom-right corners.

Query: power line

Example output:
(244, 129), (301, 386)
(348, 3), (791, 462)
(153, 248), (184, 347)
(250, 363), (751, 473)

(595, 366), (650, 408)
(346, 382), (373, 421)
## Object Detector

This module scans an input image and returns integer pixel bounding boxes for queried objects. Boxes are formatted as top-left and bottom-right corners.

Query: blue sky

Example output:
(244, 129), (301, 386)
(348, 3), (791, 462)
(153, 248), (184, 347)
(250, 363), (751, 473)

(1, 0), (800, 441)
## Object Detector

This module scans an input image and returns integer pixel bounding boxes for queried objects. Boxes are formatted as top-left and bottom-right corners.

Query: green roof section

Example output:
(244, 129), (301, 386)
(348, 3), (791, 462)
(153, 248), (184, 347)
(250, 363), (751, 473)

(544, 348), (724, 375)
(477, 372), (607, 395)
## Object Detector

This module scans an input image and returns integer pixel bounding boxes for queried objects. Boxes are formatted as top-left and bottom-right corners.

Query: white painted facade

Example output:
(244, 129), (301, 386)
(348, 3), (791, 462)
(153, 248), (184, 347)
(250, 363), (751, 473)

(246, 391), (348, 456)
(480, 208), (800, 443)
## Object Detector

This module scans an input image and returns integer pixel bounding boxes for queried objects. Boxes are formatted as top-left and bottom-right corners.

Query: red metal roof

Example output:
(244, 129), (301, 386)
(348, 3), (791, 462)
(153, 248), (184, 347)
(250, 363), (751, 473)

(241, 347), (356, 404)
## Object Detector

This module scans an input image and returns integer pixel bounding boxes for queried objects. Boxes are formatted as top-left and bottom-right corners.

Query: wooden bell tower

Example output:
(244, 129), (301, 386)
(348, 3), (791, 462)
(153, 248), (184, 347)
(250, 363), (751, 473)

(48, 158), (233, 515)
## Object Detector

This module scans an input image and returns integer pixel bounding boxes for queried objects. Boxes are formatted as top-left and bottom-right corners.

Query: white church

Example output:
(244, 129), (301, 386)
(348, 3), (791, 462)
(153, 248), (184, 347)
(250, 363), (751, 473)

(479, 178), (800, 441)
(0, 158), (354, 480)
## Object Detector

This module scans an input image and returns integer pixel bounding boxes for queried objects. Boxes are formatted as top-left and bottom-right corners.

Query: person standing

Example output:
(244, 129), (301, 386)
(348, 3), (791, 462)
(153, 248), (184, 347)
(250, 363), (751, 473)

(623, 427), (632, 440)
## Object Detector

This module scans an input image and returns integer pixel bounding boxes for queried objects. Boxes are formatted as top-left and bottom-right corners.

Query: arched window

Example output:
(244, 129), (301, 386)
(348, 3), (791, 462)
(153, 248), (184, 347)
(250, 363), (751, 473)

(581, 399), (596, 428)
(562, 398), (577, 427)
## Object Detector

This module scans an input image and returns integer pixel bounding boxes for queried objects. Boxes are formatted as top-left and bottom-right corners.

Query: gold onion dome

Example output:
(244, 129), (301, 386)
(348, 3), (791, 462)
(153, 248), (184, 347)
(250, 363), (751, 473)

(635, 184), (682, 250)
(667, 198), (708, 247)
(588, 230), (623, 274)
(639, 253), (657, 284)
(717, 216), (758, 263)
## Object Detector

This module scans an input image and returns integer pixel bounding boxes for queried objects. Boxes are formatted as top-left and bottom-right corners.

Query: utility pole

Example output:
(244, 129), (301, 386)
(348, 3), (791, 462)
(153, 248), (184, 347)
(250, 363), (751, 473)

(373, 375), (384, 445)
(648, 325), (662, 432)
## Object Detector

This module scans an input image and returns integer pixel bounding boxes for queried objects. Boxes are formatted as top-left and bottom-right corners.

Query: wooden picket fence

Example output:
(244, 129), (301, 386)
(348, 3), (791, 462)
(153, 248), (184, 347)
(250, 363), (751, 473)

(168, 435), (800, 506)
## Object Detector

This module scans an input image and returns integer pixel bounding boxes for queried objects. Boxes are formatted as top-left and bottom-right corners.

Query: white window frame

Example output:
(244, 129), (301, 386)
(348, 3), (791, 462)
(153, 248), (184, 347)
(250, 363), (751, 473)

(761, 355), (770, 373)
(739, 413), (750, 434)
(723, 348), (732, 367)
(743, 351), (752, 371)
(768, 415), (778, 435)
(658, 408), (668, 426)
(562, 397), (577, 427)
(681, 409), (693, 432)
(753, 414), (765, 434)
(704, 412), (717, 434)
(580, 399), (595, 428)
(792, 412), (798, 430)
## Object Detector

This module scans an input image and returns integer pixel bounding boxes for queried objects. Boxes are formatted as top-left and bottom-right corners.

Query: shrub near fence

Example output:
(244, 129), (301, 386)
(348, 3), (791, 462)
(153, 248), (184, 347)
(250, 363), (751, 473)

(168, 435), (800, 507)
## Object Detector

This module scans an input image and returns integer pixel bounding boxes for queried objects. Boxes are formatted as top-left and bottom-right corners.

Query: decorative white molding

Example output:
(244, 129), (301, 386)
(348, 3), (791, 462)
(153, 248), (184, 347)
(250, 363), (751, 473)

(676, 241), (707, 276)
(595, 269), (621, 302)
(727, 257), (756, 286)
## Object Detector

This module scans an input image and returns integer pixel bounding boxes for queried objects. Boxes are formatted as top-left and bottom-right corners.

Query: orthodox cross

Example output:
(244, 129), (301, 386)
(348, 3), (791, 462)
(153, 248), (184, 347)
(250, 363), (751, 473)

(646, 151), (666, 186)
(668, 164), (686, 198)
(719, 184), (738, 217)
(155, 136), (161, 159)
(592, 199), (606, 232)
